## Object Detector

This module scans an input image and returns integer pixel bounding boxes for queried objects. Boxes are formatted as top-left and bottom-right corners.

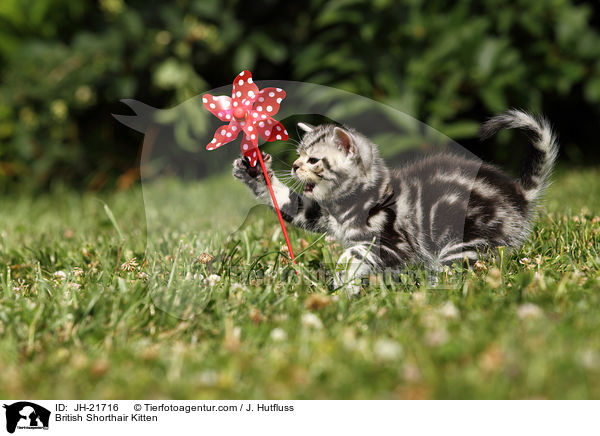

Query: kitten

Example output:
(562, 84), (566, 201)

(233, 110), (558, 291)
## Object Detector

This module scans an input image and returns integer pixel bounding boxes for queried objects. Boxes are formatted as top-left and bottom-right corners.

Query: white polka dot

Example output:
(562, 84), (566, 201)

(253, 151), (257, 157)
(240, 71), (245, 76)
(259, 122), (264, 127)
(257, 106), (262, 111)
(276, 135), (281, 140)
(245, 100), (251, 105)
(246, 135), (251, 140)
(226, 132), (232, 137)
(269, 92), (274, 97)
(248, 126), (253, 131)
(251, 134), (256, 140)
(238, 79), (244, 86)
(265, 130), (270, 136)
(266, 105), (272, 112)
(276, 88), (282, 92)
(210, 103), (216, 109)
(258, 97), (264, 102)
(211, 138), (216, 143)
(276, 126), (281, 131)
(220, 129), (226, 135)
(226, 114), (231, 119)
(240, 121), (245, 126)
(261, 114), (267, 119)
(202, 97), (208, 103)
(248, 77), (253, 83)
(252, 112), (258, 118)
(231, 125), (237, 131)
(218, 112), (223, 117)
(236, 91), (241, 97)
(233, 101), (238, 107)
(243, 144), (248, 150)
(284, 130), (288, 135)
(276, 98), (282, 104)
(248, 90), (255, 98)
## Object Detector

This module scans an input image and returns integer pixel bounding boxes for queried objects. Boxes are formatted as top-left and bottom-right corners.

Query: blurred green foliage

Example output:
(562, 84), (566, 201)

(1, 0), (599, 190)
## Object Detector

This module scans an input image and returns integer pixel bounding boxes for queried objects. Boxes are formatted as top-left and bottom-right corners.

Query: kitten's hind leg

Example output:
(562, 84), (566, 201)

(334, 243), (381, 296)
(437, 238), (488, 266)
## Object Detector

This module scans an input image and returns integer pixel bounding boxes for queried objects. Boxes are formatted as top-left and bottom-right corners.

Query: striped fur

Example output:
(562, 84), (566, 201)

(233, 110), (559, 292)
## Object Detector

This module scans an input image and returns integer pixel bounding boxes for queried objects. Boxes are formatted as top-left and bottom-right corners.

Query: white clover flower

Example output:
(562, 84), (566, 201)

(197, 253), (214, 264)
(230, 282), (245, 292)
(425, 327), (449, 347)
(301, 313), (323, 329)
(519, 258), (535, 270)
(53, 271), (67, 281)
(578, 349), (600, 370)
(206, 274), (221, 287)
(403, 364), (422, 382)
(439, 301), (460, 319)
(198, 370), (219, 386)
(374, 339), (403, 361)
(517, 303), (543, 320)
(473, 259), (487, 273)
(412, 292), (427, 305)
(12, 279), (28, 294)
(67, 283), (81, 290)
(136, 272), (149, 280)
(270, 328), (288, 342)
(120, 258), (139, 272)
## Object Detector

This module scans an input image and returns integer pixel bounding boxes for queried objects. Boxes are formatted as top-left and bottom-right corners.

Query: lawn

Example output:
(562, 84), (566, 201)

(1, 166), (600, 399)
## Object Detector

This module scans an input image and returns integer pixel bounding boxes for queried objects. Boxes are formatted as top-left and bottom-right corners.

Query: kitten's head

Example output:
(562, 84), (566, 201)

(292, 123), (376, 201)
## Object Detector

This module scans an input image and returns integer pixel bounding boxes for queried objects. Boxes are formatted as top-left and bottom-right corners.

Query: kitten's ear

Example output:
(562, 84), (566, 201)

(297, 122), (314, 133)
(334, 127), (355, 155)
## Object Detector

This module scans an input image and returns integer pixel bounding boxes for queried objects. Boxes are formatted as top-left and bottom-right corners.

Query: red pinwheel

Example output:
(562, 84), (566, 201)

(203, 70), (288, 167)
(202, 70), (297, 269)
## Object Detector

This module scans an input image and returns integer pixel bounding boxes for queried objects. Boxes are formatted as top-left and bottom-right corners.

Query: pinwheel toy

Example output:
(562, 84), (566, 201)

(202, 70), (297, 268)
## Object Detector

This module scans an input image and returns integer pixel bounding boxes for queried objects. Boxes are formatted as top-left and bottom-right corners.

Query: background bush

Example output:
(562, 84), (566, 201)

(1, 0), (599, 191)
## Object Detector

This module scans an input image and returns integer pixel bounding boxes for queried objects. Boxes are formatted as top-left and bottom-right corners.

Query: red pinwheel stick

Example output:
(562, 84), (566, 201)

(203, 70), (298, 272)
(256, 150), (297, 269)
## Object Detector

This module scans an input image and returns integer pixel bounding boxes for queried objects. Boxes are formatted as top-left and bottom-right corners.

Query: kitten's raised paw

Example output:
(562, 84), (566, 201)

(233, 156), (259, 180)
(232, 153), (272, 181)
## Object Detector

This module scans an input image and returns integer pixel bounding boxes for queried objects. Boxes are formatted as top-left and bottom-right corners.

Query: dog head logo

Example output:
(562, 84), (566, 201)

(3, 402), (50, 433)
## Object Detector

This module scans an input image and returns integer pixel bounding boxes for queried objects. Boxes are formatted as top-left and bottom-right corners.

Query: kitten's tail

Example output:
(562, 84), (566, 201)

(480, 109), (559, 201)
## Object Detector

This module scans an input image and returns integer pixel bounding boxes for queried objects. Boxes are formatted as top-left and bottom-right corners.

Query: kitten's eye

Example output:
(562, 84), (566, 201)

(307, 157), (320, 164)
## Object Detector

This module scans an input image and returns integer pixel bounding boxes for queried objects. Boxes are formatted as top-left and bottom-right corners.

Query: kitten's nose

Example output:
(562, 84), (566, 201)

(293, 164), (299, 172)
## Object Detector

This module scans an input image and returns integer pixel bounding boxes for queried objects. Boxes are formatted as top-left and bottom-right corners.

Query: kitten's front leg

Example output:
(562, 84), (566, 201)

(233, 154), (328, 232)
(334, 242), (382, 296)
(232, 152), (274, 198)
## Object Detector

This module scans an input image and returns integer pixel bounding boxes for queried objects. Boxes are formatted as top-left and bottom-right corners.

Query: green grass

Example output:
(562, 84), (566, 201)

(1, 167), (600, 399)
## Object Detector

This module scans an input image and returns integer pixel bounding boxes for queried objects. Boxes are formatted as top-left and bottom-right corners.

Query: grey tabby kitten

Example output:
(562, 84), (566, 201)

(233, 110), (558, 291)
